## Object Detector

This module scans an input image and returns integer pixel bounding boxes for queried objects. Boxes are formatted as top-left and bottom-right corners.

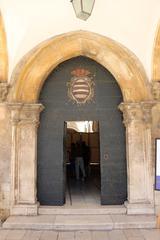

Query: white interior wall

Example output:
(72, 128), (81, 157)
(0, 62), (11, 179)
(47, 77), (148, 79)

(0, 0), (160, 80)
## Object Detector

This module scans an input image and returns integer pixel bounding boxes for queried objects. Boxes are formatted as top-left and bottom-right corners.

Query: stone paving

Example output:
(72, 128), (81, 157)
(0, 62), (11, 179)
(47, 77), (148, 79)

(0, 229), (160, 240)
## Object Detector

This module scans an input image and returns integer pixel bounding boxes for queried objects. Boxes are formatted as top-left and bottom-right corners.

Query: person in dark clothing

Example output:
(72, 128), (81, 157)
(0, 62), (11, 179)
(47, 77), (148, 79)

(75, 141), (86, 180)
(70, 143), (76, 177)
(82, 141), (90, 177)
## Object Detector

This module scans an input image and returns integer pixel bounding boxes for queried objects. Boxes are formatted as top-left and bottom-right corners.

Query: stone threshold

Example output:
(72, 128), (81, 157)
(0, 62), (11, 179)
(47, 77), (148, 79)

(2, 214), (157, 231)
(38, 205), (127, 215)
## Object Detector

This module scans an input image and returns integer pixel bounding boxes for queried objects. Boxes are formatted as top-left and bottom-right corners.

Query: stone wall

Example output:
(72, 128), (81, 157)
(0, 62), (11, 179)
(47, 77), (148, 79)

(0, 104), (11, 220)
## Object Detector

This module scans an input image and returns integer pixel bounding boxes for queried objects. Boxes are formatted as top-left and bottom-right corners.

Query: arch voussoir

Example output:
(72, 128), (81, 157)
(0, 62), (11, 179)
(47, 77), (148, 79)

(9, 31), (151, 103)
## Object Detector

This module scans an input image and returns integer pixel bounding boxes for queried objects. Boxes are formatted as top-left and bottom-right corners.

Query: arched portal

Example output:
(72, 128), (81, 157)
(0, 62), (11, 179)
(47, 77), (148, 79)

(37, 56), (127, 206)
(8, 31), (154, 216)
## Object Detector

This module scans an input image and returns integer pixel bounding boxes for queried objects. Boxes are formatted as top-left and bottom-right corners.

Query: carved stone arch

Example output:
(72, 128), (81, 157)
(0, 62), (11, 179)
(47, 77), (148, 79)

(9, 31), (152, 103)
(152, 20), (160, 82)
(8, 31), (155, 216)
(0, 10), (8, 102)
(152, 21), (160, 100)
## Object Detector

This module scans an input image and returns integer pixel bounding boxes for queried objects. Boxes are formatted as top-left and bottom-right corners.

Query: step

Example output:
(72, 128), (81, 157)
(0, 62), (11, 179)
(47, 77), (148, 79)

(3, 214), (157, 230)
(39, 205), (127, 215)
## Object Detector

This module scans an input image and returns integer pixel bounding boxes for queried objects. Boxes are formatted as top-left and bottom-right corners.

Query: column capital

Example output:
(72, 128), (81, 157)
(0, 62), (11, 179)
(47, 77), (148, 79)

(119, 102), (155, 127)
(152, 81), (160, 101)
(0, 83), (9, 102)
(7, 103), (44, 126)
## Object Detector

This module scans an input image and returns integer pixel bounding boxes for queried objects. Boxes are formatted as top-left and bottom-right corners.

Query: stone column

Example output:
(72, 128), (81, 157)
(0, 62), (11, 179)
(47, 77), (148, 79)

(0, 85), (9, 223)
(8, 103), (44, 215)
(151, 82), (160, 219)
(119, 102), (155, 214)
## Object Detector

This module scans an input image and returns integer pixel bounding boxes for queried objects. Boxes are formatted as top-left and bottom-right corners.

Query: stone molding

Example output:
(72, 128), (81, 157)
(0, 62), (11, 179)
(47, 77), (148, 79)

(9, 31), (151, 103)
(152, 21), (160, 82)
(119, 102), (155, 127)
(152, 81), (160, 101)
(0, 12), (8, 83)
(8, 103), (44, 126)
(0, 83), (9, 102)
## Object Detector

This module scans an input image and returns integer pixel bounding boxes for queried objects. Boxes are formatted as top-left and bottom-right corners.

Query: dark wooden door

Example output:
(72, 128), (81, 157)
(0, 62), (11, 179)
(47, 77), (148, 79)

(37, 56), (127, 205)
(63, 122), (67, 204)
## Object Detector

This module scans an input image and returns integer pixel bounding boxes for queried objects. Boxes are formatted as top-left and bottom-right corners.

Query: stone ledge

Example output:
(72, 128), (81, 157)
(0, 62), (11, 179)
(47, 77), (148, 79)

(38, 205), (127, 215)
(10, 204), (39, 216)
(2, 214), (157, 231)
(124, 202), (155, 215)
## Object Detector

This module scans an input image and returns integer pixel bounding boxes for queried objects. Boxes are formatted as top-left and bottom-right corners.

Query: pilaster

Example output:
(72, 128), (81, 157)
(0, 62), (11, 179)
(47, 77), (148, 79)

(119, 102), (155, 214)
(8, 103), (44, 215)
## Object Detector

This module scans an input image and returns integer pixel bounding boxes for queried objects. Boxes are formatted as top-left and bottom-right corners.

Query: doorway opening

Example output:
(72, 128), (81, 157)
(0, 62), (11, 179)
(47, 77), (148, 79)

(64, 121), (101, 207)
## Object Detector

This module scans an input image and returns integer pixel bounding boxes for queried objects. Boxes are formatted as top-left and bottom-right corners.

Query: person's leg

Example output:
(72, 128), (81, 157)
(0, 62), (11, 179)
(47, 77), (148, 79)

(79, 157), (86, 179)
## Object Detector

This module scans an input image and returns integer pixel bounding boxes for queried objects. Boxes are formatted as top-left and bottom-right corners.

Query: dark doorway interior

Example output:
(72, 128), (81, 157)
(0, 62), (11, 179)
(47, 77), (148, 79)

(65, 121), (100, 206)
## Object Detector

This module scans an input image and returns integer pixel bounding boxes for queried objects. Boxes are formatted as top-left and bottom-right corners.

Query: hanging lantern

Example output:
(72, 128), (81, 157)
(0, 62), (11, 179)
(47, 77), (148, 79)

(71, 0), (95, 21)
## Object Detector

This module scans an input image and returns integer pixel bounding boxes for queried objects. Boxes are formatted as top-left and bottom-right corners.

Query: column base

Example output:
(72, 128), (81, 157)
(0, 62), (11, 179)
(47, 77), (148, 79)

(10, 203), (39, 216)
(125, 201), (155, 215)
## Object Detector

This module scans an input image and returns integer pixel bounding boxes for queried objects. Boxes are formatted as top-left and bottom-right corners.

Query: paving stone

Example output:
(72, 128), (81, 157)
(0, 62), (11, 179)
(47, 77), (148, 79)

(0, 230), (10, 240)
(40, 231), (58, 240)
(91, 231), (109, 240)
(127, 238), (144, 240)
(123, 229), (143, 238)
(140, 229), (160, 240)
(108, 230), (127, 240)
(75, 231), (92, 240)
(0, 229), (160, 240)
(23, 230), (42, 240)
(5, 230), (26, 240)
(58, 231), (75, 240)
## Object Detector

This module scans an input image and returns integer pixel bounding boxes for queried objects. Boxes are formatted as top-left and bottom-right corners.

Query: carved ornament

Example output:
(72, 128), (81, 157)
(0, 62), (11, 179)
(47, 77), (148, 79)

(119, 102), (155, 127)
(8, 104), (44, 127)
(0, 83), (9, 102)
(152, 81), (160, 101)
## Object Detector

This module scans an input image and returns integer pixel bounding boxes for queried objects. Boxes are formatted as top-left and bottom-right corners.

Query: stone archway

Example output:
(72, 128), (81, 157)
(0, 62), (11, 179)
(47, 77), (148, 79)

(0, 11), (8, 101)
(9, 31), (151, 103)
(8, 31), (155, 215)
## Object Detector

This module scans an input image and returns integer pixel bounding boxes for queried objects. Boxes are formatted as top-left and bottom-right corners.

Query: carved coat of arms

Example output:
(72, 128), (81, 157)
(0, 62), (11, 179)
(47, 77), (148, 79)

(67, 68), (95, 105)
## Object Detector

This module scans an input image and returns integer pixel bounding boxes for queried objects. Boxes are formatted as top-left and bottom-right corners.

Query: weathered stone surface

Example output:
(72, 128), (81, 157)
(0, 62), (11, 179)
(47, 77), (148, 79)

(152, 21), (160, 82)
(8, 31), (152, 103)
(2, 214), (157, 230)
(0, 29), (159, 225)
(119, 102), (154, 210)
(0, 12), (8, 83)
(7, 104), (43, 213)
(0, 104), (11, 221)
(0, 83), (9, 102)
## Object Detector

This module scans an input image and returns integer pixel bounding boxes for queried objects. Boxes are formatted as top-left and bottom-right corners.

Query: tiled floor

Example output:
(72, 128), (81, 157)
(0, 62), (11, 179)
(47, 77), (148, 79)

(65, 165), (101, 207)
(66, 176), (100, 207)
(0, 229), (160, 240)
